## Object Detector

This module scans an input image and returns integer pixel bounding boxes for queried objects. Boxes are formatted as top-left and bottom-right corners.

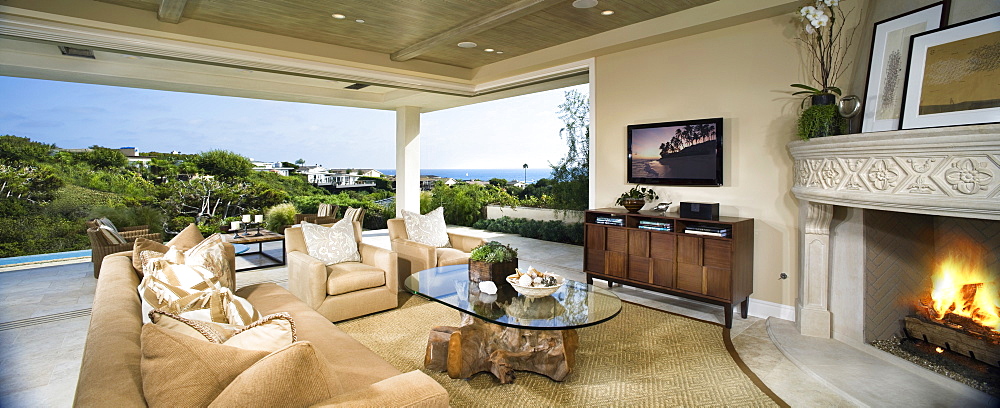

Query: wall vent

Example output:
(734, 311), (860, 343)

(58, 46), (95, 59)
(344, 83), (370, 90)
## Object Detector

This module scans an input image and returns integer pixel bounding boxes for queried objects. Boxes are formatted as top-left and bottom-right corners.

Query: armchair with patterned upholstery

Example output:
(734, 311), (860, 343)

(285, 221), (398, 322)
(85, 218), (162, 278)
(386, 218), (486, 284)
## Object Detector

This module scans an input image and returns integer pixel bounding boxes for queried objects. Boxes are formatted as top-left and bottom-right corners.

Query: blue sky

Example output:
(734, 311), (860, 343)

(0, 76), (585, 169)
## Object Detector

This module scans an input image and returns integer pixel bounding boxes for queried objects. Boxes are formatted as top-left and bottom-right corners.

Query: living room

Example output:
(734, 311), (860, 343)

(1, 0), (998, 406)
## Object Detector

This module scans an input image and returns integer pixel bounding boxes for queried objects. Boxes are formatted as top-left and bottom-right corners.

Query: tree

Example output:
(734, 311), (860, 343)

(192, 150), (253, 180)
(488, 178), (508, 187)
(82, 146), (128, 169)
(549, 89), (590, 210)
(0, 164), (63, 203)
(295, 158), (306, 166)
(0, 135), (53, 164)
(523, 163), (528, 183)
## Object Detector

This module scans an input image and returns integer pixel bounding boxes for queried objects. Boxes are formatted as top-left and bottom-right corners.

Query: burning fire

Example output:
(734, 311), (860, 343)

(927, 238), (1000, 332)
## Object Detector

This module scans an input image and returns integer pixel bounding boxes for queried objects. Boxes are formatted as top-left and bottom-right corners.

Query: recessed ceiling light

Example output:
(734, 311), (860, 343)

(484, 48), (495, 52)
(331, 13), (345, 19)
(601, 10), (614, 15)
(355, 19), (365, 23)
(496, 51), (504, 54)
(457, 41), (477, 48)
(572, 0), (598, 8)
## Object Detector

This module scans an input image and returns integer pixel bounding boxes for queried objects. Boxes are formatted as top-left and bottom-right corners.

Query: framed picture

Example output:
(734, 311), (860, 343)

(627, 117), (723, 186)
(860, 2), (948, 132)
(900, 12), (1000, 130)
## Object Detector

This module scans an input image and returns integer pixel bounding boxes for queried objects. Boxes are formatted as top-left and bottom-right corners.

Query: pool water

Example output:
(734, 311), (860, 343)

(0, 249), (92, 266)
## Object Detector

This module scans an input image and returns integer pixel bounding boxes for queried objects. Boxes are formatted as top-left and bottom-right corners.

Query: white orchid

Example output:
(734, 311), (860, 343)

(810, 13), (829, 28)
(822, 0), (840, 6)
(791, 0), (853, 98)
(800, 5), (816, 17)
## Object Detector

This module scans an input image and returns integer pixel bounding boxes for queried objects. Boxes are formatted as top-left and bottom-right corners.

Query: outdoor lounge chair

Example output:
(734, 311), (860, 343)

(85, 218), (161, 278)
(294, 203), (339, 225)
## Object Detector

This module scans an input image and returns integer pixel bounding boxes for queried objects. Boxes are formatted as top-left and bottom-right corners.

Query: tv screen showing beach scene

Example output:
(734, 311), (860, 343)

(627, 118), (723, 186)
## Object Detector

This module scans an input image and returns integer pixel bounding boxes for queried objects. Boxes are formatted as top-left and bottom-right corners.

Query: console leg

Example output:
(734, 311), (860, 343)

(586, 275), (593, 285)
(740, 299), (749, 319)
(724, 304), (733, 328)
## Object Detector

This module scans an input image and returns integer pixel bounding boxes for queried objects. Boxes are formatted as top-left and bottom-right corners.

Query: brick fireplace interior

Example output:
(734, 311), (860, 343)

(862, 210), (1000, 344)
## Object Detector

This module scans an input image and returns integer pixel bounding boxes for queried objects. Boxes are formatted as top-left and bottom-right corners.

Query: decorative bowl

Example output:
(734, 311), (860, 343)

(506, 274), (564, 298)
(620, 198), (645, 213)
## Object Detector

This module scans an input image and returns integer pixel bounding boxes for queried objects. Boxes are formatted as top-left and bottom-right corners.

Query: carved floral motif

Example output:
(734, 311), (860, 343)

(819, 160), (843, 189)
(944, 158), (993, 195)
(866, 159), (900, 191)
(906, 158), (936, 194)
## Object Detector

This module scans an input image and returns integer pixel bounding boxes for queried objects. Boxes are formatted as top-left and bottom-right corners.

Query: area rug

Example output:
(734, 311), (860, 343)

(337, 296), (784, 407)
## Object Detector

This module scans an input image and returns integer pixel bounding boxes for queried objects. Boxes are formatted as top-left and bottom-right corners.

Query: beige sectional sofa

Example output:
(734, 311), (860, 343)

(74, 252), (449, 407)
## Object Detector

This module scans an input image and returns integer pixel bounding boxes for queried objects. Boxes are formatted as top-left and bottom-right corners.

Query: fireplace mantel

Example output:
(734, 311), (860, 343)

(788, 124), (999, 220)
(787, 124), (999, 338)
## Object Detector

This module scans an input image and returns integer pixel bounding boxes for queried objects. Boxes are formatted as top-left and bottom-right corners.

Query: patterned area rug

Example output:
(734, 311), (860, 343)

(337, 296), (782, 407)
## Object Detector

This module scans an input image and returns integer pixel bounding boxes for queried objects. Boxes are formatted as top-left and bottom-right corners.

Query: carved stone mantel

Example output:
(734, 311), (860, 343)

(788, 124), (999, 338)
(789, 124), (1000, 221)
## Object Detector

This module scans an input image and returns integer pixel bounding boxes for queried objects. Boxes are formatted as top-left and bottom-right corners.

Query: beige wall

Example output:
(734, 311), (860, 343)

(592, 15), (806, 307)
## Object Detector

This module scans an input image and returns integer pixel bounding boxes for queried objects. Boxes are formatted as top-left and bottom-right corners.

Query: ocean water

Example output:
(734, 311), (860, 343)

(377, 168), (552, 183)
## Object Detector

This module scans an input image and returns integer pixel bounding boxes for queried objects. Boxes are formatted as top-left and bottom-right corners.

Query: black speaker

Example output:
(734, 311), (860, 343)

(680, 202), (719, 220)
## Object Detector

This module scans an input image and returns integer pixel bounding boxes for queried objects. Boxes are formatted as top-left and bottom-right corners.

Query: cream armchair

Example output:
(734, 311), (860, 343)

(386, 218), (486, 283)
(285, 222), (398, 322)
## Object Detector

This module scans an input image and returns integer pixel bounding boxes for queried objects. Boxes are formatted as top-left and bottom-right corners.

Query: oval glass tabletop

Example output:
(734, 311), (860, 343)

(403, 264), (622, 330)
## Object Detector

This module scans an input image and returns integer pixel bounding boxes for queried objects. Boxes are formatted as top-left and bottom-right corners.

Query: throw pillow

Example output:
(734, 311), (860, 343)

(98, 217), (118, 233)
(343, 206), (362, 222)
(167, 223), (204, 251)
(317, 203), (334, 217)
(402, 207), (451, 248)
(140, 323), (269, 408)
(150, 310), (296, 352)
(132, 237), (169, 273)
(138, 263), (218, 315)
(209, 341), (342, 407)
(185, 233), (234, 291)
(301, 219), (360, 265)
(98, 225), (127, 245)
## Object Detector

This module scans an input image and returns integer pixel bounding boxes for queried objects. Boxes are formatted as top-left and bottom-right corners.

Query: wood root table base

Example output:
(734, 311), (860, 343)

(424, 314), (578, 384)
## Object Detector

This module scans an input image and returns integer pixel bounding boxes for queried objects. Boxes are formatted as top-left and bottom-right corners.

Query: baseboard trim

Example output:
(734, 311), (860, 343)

(748, 298), (795, 322)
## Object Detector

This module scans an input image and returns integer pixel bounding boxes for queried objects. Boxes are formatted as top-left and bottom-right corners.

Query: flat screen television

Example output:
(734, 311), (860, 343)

(627, 117), (723, 186)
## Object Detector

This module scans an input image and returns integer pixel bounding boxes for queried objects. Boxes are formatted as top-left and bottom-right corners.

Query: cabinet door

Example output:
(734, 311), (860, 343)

(705, 266), (731, 300)
(649, 232), (676, 260)
(605, 251), (627, 278)
(703, 239), (732, 269)
(585, 224), (606, 251)
(584, 225), (606, 274)
(585, 249), (606, 274)
(651, 258), (674, 288)
(606, 228), (627, 253)
(676, 262), (704, 293)
(676, 235), (703, 265)
(628, 230), (649, 257)
(628, 256), (650, 283)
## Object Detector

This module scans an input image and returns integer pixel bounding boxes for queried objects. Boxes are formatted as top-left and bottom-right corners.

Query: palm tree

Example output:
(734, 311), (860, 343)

(522, 163), (528, 183)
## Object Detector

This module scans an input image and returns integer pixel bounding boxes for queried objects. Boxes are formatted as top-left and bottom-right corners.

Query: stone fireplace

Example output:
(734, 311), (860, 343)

(788, 124), (999, 345)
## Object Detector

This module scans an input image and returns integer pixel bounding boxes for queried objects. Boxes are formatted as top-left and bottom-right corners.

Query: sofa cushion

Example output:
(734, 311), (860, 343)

(167, 223), (204, 250)
(140, 323), (270, 408)
(326, 262), (387, 296)
(437, 248), (470, 266)
(402, 207), (451, 248)
(150, 310), (295, 352)
(98, 225), (127, 245)
(132, 237), (168, 274)
(209, 341), (342, 407)
(301, 219), (360, 265)
(317, 203), (335, 217)
(343, 206), (363, 222)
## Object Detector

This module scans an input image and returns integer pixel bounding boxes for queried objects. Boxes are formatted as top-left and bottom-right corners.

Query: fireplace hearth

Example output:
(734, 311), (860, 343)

(872, 336), (999, 396)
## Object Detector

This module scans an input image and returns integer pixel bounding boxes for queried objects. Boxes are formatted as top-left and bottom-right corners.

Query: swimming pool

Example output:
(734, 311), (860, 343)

(0, 249), (92, 266)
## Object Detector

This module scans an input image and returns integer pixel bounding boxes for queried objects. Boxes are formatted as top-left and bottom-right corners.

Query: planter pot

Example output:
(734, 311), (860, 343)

(811, 93), (836, 106)
(469, 259), (518, 283)
(620, 198), (646, 213)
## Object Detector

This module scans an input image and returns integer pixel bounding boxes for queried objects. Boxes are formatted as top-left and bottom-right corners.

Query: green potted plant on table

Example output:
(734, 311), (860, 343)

(615, 184), (659, 213)
(791, 0), (856, 140)
(468, 241), (518, 284)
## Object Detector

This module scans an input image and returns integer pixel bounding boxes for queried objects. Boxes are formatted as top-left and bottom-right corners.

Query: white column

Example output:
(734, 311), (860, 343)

(395, 106), (421, 216)
(797, 201), (834, 337)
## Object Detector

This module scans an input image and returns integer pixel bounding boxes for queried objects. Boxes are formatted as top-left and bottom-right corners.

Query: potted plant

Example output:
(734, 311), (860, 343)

(468, 241), (518, 283)
(615, 184), (659, 213)
(791, 0), (856, 139)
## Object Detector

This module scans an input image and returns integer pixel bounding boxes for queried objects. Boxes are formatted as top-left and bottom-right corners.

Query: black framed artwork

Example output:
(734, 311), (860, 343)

(627, 117), (723, 186)
(899, 12), (1000, 130)
(861, 1), (949, 132)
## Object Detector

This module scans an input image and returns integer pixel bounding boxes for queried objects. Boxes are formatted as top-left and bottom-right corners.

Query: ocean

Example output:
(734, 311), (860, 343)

(377, 168), (552, 183)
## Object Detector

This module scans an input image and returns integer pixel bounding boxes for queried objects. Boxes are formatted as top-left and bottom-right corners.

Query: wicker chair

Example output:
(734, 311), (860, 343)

(85, 219), (161, 278)
(294, 204), (340, 225)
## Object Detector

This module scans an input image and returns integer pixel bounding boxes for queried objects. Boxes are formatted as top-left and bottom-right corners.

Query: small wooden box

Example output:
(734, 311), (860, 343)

(468, 259), (517, 283)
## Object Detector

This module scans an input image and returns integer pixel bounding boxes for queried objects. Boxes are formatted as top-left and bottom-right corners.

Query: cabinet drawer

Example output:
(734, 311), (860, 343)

(605, 251), (627, 278)
(703, 239), (732, 269)
(676, 235), (703, 265)
(628, 256), (650, 283)
(585, 225), (606, 251)
(628, 230), (649, 257)
(585, 249), (605, 274)
(607, 228), (628, 253)
(676, 263), (703, 293)
(651, 258), (674, 288)
(649, 232), (676, 260)
(705, 266), (731, 300)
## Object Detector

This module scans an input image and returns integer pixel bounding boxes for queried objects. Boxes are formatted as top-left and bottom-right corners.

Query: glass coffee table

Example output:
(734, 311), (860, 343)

(404, 264), (622, 383)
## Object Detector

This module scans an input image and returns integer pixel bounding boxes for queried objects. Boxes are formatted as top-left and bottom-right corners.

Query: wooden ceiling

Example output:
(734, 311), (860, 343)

(93, 0), (718, 69)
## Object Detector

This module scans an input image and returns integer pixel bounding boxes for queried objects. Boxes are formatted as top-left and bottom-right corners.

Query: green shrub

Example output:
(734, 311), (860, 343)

(472, 217), (583, 246)
(0, 213), (89, 257)
(265, 203), (296, 232)
(469, 241), (518, 263)
(89, 205), (165, 234)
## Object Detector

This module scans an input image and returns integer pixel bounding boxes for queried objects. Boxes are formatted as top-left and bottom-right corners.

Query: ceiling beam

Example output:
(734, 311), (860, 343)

(390, 0), (563, 62)
(157, 0), (188, 23)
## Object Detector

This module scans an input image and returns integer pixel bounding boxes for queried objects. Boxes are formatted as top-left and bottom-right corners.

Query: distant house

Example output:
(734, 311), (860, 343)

(297, 165), (332, 185)
(419, 176), (456, 190)
(327, 168), (384, 178)
(251, 160), (294, 176)
(298, 165), (375, 189)
(508, 180), (527, 188)
(118, 147), (152, 166)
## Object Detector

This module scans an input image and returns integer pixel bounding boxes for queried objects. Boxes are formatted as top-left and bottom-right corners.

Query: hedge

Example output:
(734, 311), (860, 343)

(472, 216), (583, 246)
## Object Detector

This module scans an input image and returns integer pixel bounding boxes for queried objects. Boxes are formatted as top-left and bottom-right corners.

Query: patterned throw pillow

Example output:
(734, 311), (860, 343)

(132, 237), (168, 274)
(301, 219), (361, 265)
(317, 203), (334, 217)
(98, 225), (127, 245)
(138, 262), (219, 315)
(184, 233), (234, 291)
(402, 207), (451, 248)
(343, 206), (362, 222)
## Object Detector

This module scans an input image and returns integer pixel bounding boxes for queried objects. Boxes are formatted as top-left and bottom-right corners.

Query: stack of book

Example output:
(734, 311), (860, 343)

(637, 220), (672, 231)
(595, 216), (624, 227)
(683, 224), (730, 237)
